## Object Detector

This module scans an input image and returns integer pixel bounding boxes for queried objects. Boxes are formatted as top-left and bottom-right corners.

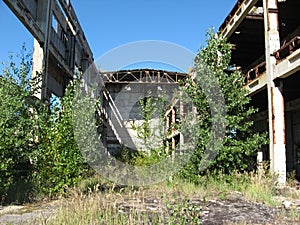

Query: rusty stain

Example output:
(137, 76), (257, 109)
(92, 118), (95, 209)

(271, 87), (276, 144)
(273, 36), (300, 63)
(271, 83), (286, 146)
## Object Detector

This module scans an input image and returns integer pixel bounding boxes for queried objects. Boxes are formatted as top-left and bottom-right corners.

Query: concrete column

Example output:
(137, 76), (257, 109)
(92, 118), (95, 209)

(257, 150), (263, 170)
(179, 100), (184, 155)
(165, 114), (170, 155)
(171, 108), (176, 161)
(31, 0), (53, 100)
(32, 39), (44, 99)
(263, 0), (286, 185)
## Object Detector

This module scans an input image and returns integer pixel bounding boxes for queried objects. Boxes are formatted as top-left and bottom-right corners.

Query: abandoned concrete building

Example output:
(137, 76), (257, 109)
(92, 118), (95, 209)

(219, 0), (300, 185)
(99, 69), (187, 156)
(3, 0), (300, 185)
(100, 0), (300, 186)
(3, 0), (96, 100)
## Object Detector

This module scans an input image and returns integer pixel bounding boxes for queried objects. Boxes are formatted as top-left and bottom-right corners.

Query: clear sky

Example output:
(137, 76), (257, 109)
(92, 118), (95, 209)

(0, 0), (237, 71)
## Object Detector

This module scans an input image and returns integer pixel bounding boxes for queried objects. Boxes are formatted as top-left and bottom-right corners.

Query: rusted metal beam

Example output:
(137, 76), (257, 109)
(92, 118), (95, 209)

(100, 69), (188, 84)
(245, 61), (266, 84)
(274, 48), (300, 79)
(273, 36), (300, 63)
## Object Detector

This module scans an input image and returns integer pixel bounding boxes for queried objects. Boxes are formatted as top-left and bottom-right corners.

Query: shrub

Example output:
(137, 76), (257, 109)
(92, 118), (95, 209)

(32, 77), (94, 196)
(0, 48), (40, 202)
(0, 47), (94, 200)
(179, 29), (268, 183)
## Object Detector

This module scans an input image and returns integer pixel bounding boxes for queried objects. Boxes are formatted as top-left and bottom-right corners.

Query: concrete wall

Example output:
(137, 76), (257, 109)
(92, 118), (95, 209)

(103, 82), (178, 154)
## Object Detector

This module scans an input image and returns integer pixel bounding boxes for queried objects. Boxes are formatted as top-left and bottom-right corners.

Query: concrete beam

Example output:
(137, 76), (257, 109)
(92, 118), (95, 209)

(246, 71), (267, 95)
(220, 0), (260, 38)
(274, 48), (300, 79)
(3, 0), (44, 43)
(4, 0), (96, 100)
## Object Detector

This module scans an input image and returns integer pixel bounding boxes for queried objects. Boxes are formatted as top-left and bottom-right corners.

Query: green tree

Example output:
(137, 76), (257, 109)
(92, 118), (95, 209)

(0, 48), (94, 200)
(32, 70), (106, 196)
(0, 48), (42, 201)
(129, 94), (168, 166)
(180, 30), (267, 182)
(33, 79), (93, 196)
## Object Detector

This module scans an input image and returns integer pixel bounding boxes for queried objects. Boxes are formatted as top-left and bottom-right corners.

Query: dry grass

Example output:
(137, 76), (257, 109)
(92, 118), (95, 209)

(44, 192), (162, 224)
(37, 176), (206, 224)
(35, 171), (300, 225)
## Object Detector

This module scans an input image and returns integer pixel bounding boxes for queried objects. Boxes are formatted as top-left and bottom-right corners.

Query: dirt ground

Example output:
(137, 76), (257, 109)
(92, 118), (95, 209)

(1, 190), (300, 225)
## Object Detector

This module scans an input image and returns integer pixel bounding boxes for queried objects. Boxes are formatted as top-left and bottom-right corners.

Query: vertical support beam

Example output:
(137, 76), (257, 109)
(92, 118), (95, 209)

(179, 100), (185, 155)
(102, 92), (108, 153)
(171, 108), (176, 161)
(263, 0), (286, 185)
(171, 136), (175, 162)
(32, 0), (53, 100)
(165, 112), (170, 155)
(32, 39), (44, 98)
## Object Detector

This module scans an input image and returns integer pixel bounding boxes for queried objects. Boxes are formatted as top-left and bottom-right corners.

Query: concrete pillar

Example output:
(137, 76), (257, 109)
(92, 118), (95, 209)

(165, 114), (170, 155)
(31, 0), (53, 100)
(263, 0), (286, 185)
(179, 100), (184, 155)
(32, 39), (44, 99)
(171, 108), (176, 161)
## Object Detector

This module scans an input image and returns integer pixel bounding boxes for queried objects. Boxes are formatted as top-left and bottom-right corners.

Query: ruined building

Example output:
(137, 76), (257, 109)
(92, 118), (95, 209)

(219, 0), (300, 185)
(3, 0), (96, 100)
(4, 0), (300, 185)
(99, 69), (187, 155)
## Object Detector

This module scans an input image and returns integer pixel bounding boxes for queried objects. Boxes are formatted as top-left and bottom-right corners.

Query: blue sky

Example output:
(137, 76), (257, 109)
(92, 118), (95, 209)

(0, 0), (236, 71)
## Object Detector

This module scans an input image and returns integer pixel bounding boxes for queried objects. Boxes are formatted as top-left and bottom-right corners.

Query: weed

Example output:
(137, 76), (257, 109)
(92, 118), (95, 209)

(166, 199), (202, 224)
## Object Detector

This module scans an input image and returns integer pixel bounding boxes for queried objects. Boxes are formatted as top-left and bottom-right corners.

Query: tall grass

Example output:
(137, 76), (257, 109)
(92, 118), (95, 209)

(44, 192), (164, 225)
(38, 169), (300, 225)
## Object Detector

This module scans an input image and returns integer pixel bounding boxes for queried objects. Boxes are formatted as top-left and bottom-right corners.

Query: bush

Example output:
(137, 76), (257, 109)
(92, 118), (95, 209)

(0, 47), (93, 201)
(0, 48), (40, 202)
(116, 94), (168, 166)
(32, 79), (92, 196)
(179, 29), (268, 183)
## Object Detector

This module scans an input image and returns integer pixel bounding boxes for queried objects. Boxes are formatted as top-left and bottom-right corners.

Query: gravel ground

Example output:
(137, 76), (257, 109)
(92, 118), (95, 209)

(0, 201), (59, 225)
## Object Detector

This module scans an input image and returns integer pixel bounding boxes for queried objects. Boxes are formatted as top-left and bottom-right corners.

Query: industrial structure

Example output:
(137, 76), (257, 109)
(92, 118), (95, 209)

(3, 0), (95, 100)
(2, 0), (187, 156)
(3, 0), (300, 185)
(219, 0), (300, 185)
(99, 69), (187, 155)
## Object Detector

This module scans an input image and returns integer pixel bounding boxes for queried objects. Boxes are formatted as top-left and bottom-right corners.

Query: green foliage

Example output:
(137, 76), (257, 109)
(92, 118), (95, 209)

(131, 94), (166, 151)
(0, 47), (94, 201)
(32, 78), (92, 196)
(130, 148), (167, 167)
(131, 96), (158, 145)
(0, 48), (40, 201)
(179, 29), (268, 183)
(166, 199), (202, 224)
(128, 94), (168, 166)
